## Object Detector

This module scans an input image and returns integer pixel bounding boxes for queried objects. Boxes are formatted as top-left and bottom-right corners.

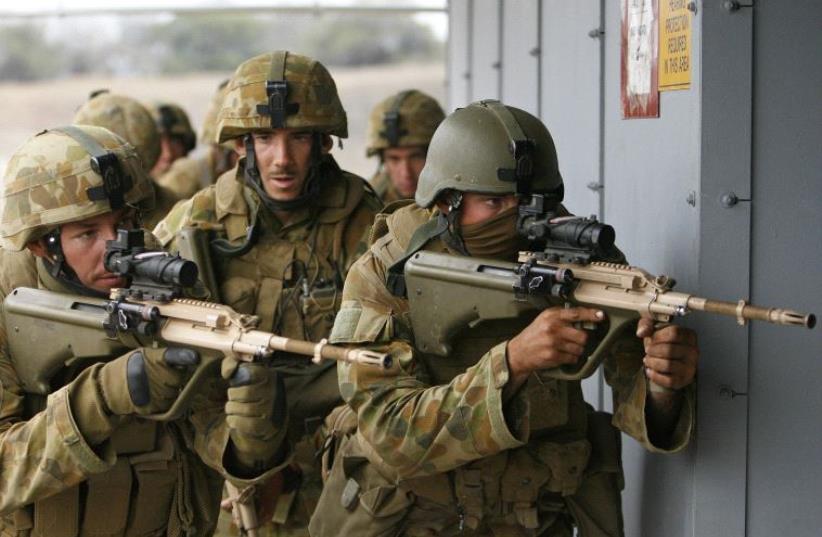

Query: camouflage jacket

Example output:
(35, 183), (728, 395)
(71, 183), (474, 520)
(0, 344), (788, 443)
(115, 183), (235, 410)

(155, 155), (215, 202)
(154, 158), (381, 534)
(0, 248), (287, 536)
(310, 203), (695, 536)
(368, 169), (405, 205)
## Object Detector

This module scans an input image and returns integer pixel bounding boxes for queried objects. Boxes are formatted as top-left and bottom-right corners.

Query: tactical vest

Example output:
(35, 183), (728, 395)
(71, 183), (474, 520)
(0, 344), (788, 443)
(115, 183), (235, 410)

(2, 262), (223, 537)
(312, 205), (625, 537)
(188, 163), (379, 532)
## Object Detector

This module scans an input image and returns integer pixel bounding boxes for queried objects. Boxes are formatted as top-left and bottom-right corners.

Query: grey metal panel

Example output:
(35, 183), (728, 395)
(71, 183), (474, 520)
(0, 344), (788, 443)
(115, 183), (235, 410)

(500, 0), (539, 116)
(469, 0), (501, 101)
(541, 0), (602, 220)
(747, 1), (822, 535)
(601, 0), (701, 535)
(693, 3), (754, 537)
(448, 0), (472, 110)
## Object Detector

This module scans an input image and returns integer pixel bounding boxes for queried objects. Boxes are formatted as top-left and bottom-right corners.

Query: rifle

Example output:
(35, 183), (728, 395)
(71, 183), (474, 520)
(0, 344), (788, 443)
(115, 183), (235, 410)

(4, 229), (390, 419)
(402, 202), (815, 382)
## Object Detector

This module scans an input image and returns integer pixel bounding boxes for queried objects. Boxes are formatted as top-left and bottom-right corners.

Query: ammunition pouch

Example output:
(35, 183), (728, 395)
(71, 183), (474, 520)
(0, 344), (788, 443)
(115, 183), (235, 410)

(6, 422), (188, 537)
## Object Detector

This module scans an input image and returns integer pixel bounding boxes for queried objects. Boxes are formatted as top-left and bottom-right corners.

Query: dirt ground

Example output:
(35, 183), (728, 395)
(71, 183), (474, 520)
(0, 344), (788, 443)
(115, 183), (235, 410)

(0, 61), (445, 180)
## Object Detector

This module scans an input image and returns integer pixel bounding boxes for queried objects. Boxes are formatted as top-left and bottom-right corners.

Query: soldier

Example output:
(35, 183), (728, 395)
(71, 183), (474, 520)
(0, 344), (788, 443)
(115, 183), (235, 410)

(148, 101), (197, 178)
(365, 89), (445, 203)
(154, 80), (238, 201)
(73, 91), (181, 229)
(154, 51), (382, 536)
(0, 125), (288, 535)
(309, 101), (699, 537)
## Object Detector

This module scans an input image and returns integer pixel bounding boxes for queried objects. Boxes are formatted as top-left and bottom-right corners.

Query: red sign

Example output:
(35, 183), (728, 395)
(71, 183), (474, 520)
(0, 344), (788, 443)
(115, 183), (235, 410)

(621, 0), (660, 118)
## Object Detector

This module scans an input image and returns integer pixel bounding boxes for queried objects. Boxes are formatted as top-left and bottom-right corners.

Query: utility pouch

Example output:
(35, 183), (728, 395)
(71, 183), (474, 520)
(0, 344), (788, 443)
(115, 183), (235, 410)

(32, 488), (79, 537)
(308, 436), (413, 537)
(79, 458), (132, 537)
(535, 439), (592, 497)
(125, 433), (178, 536)
(563, 411), (625, 537)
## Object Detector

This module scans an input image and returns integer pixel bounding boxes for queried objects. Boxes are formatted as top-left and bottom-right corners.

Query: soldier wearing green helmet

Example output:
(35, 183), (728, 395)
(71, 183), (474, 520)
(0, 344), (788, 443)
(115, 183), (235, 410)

(309, 100), (699, 537)
(73, 91), (184, 230)
(154, 51), (381, 537)
(0, 125), (288, 535)
(154, 80), (239, 201)
(365, 89), (445, 203)
(148, 101), (197, 178)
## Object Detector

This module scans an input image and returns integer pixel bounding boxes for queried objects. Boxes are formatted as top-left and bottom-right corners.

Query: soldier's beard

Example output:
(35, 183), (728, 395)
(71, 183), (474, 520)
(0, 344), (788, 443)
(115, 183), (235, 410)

(460, 206), (528, 260)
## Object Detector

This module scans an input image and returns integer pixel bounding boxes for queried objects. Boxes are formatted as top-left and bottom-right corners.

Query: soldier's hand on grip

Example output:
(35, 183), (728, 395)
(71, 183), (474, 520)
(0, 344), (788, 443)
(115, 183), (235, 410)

(636, 319), (699, 391)
(99, 346), (200, 416)
(506, 307), (605, 389)
(222, 356), (287, 475)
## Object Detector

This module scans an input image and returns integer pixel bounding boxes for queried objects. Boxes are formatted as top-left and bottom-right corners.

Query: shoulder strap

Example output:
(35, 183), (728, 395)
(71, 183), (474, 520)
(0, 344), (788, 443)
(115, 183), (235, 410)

(385, 215), (448, 297)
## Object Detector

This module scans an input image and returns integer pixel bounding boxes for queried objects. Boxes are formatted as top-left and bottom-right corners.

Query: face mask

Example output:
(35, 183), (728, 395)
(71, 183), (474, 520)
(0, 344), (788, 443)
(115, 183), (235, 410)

(459, 205), (527, 259)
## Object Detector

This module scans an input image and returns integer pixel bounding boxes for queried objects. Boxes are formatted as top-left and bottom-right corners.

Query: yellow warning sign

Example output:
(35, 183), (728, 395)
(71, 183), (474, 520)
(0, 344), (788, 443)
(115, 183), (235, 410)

(659, 0), (691, 90)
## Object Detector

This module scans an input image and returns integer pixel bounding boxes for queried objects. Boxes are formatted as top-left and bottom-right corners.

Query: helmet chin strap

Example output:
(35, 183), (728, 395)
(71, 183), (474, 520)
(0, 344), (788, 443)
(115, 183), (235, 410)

(241, 133), (328, 214)
(42, 228), (108, 298)
(438, 190), (470, 256)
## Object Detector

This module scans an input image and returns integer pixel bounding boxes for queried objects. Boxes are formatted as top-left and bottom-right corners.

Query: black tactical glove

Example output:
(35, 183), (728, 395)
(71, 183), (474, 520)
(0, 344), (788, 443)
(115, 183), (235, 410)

(222, 356), (287, 475)
(99, 346), (200, 416)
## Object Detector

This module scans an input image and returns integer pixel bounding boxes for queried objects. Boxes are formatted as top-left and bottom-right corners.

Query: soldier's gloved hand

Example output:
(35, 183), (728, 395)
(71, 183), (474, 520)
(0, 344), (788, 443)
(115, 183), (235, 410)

(222, 356), (287, 475)
(99, 346), (200, 416)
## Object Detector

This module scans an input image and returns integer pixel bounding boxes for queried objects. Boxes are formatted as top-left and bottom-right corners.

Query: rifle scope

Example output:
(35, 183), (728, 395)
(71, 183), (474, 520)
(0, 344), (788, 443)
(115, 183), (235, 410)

(104, 229), (199, 288)
(545, 217), (615, 250)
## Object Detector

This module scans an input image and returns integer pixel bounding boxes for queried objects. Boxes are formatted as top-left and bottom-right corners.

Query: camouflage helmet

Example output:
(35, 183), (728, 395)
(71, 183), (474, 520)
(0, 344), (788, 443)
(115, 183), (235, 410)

(149, 101), (196, 152)
(0, 125), (155, 251)
(73, 92), (162, 171)
(366, 89), (445, 157)
(416, 100), (564, 208)
(200, 79), (230, 146)
(216, 51), (347, 143)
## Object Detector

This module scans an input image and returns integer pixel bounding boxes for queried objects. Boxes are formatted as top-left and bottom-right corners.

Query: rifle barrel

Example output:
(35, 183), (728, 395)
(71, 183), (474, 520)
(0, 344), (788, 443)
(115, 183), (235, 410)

(687, 297), (815, 329)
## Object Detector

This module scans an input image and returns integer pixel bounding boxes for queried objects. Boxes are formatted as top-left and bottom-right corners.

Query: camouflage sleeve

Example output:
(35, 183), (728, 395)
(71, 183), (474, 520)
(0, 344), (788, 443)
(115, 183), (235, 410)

(0, 351), (117, 513)
(152, 186), (218, 249)
(603, 333), (695, 453)
(186, 372), (291, 487)
(332, 250), (529, 479)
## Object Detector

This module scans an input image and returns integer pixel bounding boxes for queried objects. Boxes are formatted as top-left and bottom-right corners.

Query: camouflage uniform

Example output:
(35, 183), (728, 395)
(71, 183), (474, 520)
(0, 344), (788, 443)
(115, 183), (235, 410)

(0, 126), (286, 536)
(365, 89), (445, 204)
(73, 92), (183, 230)
(153, 51), (381, 537)
(309, 102), (695, 537)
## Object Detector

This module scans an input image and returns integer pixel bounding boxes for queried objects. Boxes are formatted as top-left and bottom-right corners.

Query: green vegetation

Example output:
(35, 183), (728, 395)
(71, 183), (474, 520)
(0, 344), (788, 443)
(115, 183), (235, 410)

(0, 13), (443, 81)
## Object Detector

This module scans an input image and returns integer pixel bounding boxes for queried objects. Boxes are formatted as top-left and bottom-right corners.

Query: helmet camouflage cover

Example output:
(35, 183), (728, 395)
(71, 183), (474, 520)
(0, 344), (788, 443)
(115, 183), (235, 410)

(0, 125), (155, 251)
(216, 50), (347, 143)
(149, 101), (197, 152)
(200, 79), (232, 148)
(73, 92), (162, 171)
(366, 89), (445, 157)
(415, 100), (564, 208)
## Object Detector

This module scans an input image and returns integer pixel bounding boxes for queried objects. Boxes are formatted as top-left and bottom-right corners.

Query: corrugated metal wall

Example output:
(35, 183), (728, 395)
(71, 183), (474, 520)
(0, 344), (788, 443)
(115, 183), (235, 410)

(446, 1), (822, 535)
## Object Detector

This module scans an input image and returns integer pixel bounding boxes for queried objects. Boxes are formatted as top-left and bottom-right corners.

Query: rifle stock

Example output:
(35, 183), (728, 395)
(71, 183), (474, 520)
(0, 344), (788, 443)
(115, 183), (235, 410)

(3, 287), (391, 420)
(404, 251), (815, 381)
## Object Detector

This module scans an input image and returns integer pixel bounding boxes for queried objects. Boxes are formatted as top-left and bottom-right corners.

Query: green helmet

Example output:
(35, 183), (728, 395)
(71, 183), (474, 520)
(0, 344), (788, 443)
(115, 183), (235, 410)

(365, 89), (445, 157)
(415, 100), (564, 208)
(149, 101), (196, 153)
(216, 50), (347, 143)
(73, 92), (162, 171)
(200, 79), (232, 147)
(0, 125), (155, 251)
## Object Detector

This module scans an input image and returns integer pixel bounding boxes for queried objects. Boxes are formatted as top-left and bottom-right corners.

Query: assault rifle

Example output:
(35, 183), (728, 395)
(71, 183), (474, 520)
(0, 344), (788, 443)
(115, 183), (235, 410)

(4, 229), (391, 420)
(403, 202), (815, 382)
